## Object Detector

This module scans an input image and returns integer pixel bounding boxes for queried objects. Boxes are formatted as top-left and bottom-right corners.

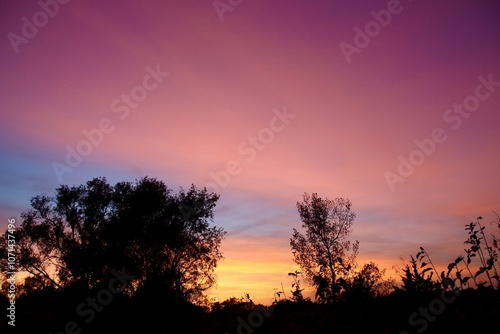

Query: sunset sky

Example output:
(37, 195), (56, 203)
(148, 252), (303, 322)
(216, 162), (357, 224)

(1, 0), (500, 304)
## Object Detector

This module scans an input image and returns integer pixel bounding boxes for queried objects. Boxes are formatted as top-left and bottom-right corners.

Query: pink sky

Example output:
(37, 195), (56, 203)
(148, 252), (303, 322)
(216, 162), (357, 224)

(1, 0), (500, 304)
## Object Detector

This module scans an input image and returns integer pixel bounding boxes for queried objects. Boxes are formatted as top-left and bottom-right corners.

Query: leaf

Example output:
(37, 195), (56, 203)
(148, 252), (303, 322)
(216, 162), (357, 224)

(420, 262), (427, 268)
(463, 276), (471, 284)
(474, 268), (485, 278)
(455, 256), (464, 264)
(422, 268), (432, 274)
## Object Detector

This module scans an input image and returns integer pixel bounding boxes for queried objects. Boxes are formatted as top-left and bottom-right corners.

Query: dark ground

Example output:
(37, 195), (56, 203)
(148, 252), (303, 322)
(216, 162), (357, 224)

(1, 287), (499, 334)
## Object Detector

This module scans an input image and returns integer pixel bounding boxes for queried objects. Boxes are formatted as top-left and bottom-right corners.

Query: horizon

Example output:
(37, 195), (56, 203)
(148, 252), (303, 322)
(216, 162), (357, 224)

(1, 0), (500, 306)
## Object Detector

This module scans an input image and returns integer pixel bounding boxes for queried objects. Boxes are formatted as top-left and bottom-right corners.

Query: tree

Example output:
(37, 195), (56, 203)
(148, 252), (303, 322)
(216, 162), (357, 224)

(0, 177), (225, 304)
(290, 193), (359, 303)
(343, 262), (394, 301)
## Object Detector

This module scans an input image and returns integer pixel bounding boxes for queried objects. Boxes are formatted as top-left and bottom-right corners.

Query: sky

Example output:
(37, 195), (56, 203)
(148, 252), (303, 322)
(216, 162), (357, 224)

(1, 0), (500, 304)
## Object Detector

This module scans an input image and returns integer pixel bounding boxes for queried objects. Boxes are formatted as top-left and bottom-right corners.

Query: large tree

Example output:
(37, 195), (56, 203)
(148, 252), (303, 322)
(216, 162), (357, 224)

(290, 193), (359, 303)
(0, 177), (225, 304)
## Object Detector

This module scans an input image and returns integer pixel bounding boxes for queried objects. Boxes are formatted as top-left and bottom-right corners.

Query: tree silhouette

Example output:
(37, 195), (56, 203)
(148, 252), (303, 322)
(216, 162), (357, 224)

(342, 262), (394, 301)
(0, 177), (225, 304)
(290, 193), (359, 303)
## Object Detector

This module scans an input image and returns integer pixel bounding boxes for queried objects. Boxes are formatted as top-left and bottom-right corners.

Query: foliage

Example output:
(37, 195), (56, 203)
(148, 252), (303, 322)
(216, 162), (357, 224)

(394, 249), (440, 296)
(396, 213), (500, 297)
(441, 215), (500, 290)
(1, 181), (499, 332)
(290, 193), (359, 303)
(491, 213), (500, 254)
(0, 177), (225, 304)
(288, 270), (308, 302)
(211, 295), (255, 313)
(343, 262), (395, 300)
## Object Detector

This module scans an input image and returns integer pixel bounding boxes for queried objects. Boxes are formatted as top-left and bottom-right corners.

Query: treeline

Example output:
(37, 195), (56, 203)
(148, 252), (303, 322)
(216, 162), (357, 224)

(0, 177), (498, 333)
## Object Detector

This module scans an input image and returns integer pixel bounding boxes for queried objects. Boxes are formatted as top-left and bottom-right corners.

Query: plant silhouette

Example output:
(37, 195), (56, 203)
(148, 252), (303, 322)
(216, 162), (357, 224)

(0, 183), (499, 333)
(0, 177), (225, 306)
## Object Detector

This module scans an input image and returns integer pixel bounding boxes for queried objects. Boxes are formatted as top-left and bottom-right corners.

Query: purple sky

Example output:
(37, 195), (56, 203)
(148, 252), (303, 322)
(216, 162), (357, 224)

(1, 0), (500, 303)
